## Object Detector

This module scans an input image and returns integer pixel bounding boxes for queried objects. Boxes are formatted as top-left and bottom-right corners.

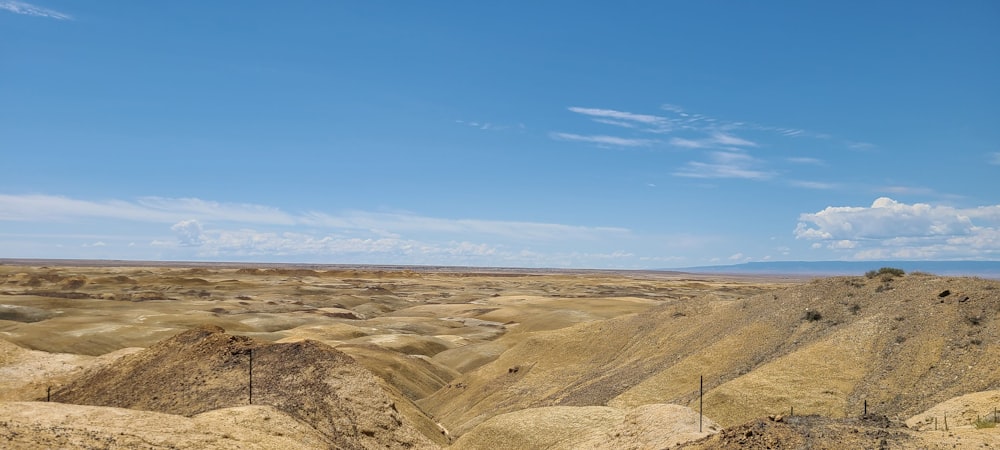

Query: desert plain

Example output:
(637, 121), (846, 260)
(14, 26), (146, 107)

(1, 260), (999, 449)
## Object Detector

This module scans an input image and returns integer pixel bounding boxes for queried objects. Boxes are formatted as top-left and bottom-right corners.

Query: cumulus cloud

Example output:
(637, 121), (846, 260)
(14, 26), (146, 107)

(171, 220), (205, 246)
(795, 197), (1000, 259)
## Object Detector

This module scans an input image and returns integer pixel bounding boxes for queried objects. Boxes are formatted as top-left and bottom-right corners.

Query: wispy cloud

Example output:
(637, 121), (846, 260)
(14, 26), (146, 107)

(789, 180), (838, 190)
(0, 193), (629, 242)
(564, 103), (859, 151)
(154, 223), (502, 260)
(455, 119), (523, 132)
(668, 132), (757, 149)
(0, 1), (71, 20)
(673, 151), (775, 180)
(300, 210), (629, 241)
(0, 194), (296, 225)
(989, 152), (1000, 165)
(591, 118), (639, 129)
(567, 107), (673, 132)
(0, 193), (652, 267)
(668, 137), (708, 149)
(795, 197), (1000, 259)
(846, 141), (877, 151)
(549, 132), (657, 147)
(711, 133), (758, 147)
(879, 185), (938, 196)
(786, 157), (825, 165)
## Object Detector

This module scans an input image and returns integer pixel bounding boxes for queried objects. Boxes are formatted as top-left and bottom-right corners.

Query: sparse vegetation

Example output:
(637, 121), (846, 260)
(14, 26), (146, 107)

(866, 267), (905, 279)
(974, 417), (997, 429)
(4, 263), (1000, 449)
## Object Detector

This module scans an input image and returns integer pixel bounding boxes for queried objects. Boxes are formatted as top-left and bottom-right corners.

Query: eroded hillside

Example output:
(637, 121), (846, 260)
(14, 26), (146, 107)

(2, 263), (998, 448)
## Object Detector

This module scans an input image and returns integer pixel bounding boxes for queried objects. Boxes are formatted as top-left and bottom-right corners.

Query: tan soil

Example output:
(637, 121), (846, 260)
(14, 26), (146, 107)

(2, 262), (998, 448)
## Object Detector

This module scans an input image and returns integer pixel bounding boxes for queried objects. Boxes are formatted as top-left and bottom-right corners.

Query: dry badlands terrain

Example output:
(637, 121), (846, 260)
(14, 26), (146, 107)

(1, 260), (998, 449)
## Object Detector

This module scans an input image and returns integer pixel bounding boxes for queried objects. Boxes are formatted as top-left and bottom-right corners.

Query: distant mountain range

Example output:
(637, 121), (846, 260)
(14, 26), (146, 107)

(674, 260), (1000, 278)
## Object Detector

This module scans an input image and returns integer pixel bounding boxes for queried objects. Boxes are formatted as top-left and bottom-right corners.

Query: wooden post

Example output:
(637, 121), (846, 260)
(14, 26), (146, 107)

(944, 414), (948, 431)
(934, 417), (937, 430)
(790, 406), (793, 416)
(699, 375), (703, 433)
(249, 348), (254, 405)
(47, 386), (51, 402)
(863, 399), (867, 416)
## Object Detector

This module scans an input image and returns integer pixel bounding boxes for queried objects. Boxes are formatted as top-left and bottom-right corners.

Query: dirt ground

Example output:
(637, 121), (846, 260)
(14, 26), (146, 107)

(1, 261), (998, 448)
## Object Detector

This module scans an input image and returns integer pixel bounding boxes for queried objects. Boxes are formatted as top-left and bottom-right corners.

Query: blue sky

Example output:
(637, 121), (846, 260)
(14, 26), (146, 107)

(1, 1), (998, 268)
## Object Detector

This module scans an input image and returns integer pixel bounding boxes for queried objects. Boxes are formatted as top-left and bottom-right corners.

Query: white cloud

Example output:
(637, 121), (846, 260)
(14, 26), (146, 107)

(0, 193), (646, 267)
(787, 157), (825, 165)
(988, 152), (1000, 165)
(0, 0), (71, 19)
(673, 151), (774, 180)
(301, 210), (629, 241)
(568, 107), (669, 127)
(880, 185), (937, 196)
(455, 119), (516, 131)
(171, 220), (205, 246)
(828, 240), (857, 249)
(668, 137), (708, 149)
(789, 180), (838, 190)
(796, 197), (1000, 259)
(0, 194), (295, 225)
(549, 132), (656, 147)
(710, 133), (757, 147)
(148, 224), (654, 268)
(591, 118), (638, 129)
(668, 133), (757, 149)
(0, 193), (629, 243)
(847, 141), (876, 151)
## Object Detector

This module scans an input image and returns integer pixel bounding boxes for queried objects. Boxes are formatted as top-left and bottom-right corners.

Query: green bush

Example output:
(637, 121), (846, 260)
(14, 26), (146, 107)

(865, 267), (905, 279)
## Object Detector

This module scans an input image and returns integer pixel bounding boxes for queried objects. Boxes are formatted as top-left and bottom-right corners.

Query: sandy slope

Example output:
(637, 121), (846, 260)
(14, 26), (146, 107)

(50, 325), (440, 449)
(0, 402), (331, 449)
(450, 403), (718, 450)
(420, 273), (1000, 436)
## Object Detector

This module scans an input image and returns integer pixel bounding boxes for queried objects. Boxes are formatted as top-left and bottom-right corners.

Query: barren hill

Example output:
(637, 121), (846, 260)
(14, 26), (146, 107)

(51, 325), (441, 449)
(4, 263), (999, 448)
(420, 273), (1000, 436)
